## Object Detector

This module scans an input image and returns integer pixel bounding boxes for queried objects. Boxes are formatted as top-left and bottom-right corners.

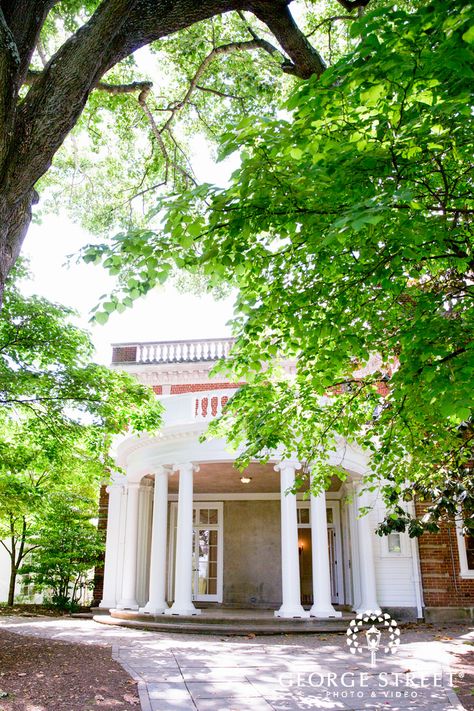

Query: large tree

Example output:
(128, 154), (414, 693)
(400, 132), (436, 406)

(0, 0), (343, 304)
(89, 0), (474, 534)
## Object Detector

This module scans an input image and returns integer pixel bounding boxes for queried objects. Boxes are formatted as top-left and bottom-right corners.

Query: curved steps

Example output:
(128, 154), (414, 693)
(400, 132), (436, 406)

(93, 609), (351, 636)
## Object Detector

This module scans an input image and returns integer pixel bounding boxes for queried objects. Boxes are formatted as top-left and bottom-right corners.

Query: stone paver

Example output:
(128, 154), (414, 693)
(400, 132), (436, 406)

(0, 616), (471, 710)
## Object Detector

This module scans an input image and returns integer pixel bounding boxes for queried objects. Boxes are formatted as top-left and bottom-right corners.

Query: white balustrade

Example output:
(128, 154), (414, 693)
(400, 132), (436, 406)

(115, 338), (235, 365)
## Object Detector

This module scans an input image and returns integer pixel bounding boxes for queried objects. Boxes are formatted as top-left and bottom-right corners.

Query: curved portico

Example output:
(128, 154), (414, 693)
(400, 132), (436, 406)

(98, 339), (423, 623)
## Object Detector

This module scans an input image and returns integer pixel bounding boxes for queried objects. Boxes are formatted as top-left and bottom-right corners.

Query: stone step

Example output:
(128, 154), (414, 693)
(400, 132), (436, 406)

(94, 613), (350, 636)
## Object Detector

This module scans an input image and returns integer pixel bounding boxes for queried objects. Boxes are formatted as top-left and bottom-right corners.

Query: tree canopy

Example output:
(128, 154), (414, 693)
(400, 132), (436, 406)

(90, 0), (474, 534)
(0, 270), (162, 603)
(0, 0), (347, 303)
(0, 265), (163, 437)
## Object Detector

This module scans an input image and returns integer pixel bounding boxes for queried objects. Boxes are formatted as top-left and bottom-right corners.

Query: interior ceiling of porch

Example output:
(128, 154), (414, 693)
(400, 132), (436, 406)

(152, 462), (343, 494)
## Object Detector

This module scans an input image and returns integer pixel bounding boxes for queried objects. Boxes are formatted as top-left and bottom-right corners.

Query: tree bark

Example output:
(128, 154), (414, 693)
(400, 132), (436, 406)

(0, 0), (327, 305)
(7, 563), (17, 606)
(0, 190), (37, 292)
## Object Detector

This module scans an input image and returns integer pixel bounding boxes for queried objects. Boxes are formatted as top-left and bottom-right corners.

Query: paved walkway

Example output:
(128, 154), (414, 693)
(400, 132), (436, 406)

(0, 616), (471, 710)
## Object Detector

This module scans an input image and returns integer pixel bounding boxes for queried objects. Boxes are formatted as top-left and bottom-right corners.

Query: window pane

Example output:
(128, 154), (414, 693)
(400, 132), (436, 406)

(465, 535), (474, 569)
(208, 509), (218, 524)
(199, 509), (209, 524)
(388, 533), (401, 553)
(326, 508), (333, 524)
(299, 508), (310, 524)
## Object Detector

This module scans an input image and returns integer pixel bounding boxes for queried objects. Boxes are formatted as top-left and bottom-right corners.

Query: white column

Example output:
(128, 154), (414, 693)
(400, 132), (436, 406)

(275, 461), (309, 618)
(136, 482), (153, 607)
(141, 467), (170, 614)
(165, 462), (201, 616)
(99, 479), (125, 609)
(310, 490), (342, 618)
(356, 485), (381, 614)
(116, 482), (141, 610)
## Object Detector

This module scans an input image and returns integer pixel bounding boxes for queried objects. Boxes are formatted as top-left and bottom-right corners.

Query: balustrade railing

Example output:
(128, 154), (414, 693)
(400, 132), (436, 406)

(112, 337), (235, 365)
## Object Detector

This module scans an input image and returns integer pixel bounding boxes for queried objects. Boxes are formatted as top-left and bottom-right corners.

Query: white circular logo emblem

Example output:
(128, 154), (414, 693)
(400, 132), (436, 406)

(346, 611), (400, 667)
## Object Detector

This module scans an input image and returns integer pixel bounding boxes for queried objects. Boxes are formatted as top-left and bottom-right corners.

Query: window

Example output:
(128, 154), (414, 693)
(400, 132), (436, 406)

(377, 507), (410, 557)
(297, 506), (310, 526)
(456, 518), (474, 579)
(466, 535), (474, 569)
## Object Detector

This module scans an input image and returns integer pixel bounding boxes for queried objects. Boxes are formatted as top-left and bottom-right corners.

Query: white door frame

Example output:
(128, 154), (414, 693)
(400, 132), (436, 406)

(168, 502), (223, 603)
(297, 500), (344, 605)
(326, 501), (344, 605)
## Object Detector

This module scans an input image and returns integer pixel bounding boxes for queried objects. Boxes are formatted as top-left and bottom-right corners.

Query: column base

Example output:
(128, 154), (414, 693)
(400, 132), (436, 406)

(310, 605), (342, 619)
(275, 606), (310, 619)
(139, 602), (168, 615)
(98, 599), (116, 609)
(165, 603), (201, 616)
(355, 605), (382, 616)
(116, 600), (139, 610)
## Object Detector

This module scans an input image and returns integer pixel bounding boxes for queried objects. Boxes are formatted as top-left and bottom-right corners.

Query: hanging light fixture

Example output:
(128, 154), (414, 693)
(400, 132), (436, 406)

(240, 475), (252, 484)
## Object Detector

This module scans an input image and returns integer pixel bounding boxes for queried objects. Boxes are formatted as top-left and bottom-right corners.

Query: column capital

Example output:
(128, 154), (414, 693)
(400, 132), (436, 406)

(172, 461), (200, 475)
(153, 465), (171, 478)
(274, 459), (300, 473)
(126, 481), (142, 491)
(106, 482), (125, 495)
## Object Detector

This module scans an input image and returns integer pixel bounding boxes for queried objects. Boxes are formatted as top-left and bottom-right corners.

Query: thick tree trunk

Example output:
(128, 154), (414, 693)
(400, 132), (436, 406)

(0, 190), (36, 307)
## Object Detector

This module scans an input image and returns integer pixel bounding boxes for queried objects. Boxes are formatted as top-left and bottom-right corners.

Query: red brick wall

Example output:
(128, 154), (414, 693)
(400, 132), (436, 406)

(416, 501), (474, 607)
(152, 385), (163, 394)
(92, 484), (109, 606)
(112, 346), (137, 363)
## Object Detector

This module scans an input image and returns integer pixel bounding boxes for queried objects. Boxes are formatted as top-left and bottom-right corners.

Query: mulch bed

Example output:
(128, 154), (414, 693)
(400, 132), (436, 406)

(453, 647), (474, 711)
(0, 605), (88, 618)
(0, 629), (140, 710)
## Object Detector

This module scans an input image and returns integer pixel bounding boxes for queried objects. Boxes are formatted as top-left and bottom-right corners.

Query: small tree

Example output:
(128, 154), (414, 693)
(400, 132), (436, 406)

(0, 468), (42, 606)
(0, 268), (162, 604)
(21, 493), (103, 610)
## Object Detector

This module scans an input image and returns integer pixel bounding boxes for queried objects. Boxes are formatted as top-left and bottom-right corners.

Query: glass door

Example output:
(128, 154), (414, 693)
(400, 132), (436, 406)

(192, 504), (223, 602)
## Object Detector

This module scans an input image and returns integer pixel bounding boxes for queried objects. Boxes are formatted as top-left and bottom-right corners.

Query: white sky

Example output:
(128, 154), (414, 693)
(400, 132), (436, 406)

(21, 137), (238, 365)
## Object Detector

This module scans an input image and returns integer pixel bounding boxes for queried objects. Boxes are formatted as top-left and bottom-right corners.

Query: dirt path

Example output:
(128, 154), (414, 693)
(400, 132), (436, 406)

(0, 628), (140, 710)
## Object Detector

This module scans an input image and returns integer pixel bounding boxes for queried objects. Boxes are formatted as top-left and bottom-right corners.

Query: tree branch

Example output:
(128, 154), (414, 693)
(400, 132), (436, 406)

(196, 84), (244, 103)
(162, 39), (282, 134)
(248, 1), (326, 79)
(1, 1), (57, 83)
(137, 92), (196, 187)
(335, 0), (371, 10)
(0, 7), (20, 164)
(6, 0), (139, 196)
(5, 0), (328, 199)
(25, 69), (153, 96)
(306, 15), (355, 39)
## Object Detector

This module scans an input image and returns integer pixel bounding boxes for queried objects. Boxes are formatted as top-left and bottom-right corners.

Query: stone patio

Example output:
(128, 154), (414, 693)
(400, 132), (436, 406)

(0, 616), (471, 711)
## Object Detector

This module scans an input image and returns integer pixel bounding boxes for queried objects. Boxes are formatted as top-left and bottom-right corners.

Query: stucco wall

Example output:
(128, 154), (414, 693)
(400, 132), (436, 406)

(223, 500), (281, 607)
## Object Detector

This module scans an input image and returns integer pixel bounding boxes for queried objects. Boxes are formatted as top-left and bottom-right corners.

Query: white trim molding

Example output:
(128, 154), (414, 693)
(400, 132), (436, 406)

(455, 515), (474, 579)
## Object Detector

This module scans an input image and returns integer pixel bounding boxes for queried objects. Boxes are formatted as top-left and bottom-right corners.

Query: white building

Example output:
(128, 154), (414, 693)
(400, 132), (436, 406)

(98, 338), (424, 621)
